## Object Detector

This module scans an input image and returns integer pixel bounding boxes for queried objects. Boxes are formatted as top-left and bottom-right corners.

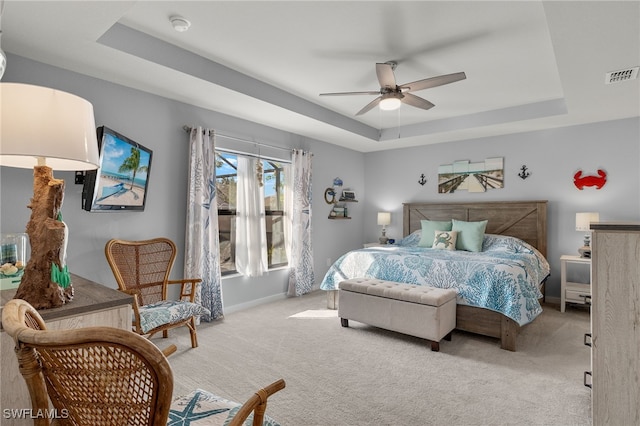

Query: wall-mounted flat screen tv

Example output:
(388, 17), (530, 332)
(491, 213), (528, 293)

(82, 126), (153, 212)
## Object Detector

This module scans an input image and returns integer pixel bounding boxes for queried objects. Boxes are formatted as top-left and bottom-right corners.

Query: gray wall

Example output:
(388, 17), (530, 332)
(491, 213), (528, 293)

(0, 54), (365, 311)
(2, 53), (638, 309)
(363, 118), (640, 299)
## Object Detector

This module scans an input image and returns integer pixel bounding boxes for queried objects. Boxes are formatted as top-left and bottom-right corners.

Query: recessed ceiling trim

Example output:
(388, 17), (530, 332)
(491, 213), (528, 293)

(379, 98), (568, 141)
(98, 23), (380, 141)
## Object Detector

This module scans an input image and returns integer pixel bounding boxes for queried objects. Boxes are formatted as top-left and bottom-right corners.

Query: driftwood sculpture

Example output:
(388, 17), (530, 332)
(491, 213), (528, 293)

(14, 165), (73, 309)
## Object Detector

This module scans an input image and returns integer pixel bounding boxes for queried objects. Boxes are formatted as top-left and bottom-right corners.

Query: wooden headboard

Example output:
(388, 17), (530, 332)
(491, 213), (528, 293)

(403, 200), (548, 258)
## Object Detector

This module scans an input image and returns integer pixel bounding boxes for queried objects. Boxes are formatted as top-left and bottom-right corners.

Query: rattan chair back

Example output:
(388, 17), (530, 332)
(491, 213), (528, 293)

(2, 298), (173, 426)
(105, 237), (176, 306)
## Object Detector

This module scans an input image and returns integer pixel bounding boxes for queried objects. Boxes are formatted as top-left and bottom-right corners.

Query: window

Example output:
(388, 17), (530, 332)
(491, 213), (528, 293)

(215, 151), (288, 275)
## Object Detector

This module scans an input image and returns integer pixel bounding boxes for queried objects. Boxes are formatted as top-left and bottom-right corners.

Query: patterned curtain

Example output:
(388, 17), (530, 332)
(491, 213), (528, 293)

(184, 127), (223, 320)
(285, 149), (314, 296)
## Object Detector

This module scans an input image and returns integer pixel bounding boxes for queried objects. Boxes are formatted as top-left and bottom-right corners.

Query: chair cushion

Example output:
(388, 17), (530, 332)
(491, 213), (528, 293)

(169, 388), (280, 426)
(139, 300), (210, 334)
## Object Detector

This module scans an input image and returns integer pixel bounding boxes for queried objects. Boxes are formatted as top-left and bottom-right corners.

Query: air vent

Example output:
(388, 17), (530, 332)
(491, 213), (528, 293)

(605, 67), (639, 84)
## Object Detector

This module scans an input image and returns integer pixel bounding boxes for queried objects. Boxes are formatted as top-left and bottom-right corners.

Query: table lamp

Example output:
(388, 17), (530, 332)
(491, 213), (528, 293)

(378, 212), (391, 244)
(0, 83), (99, 309)
(575, 212), (599, 258)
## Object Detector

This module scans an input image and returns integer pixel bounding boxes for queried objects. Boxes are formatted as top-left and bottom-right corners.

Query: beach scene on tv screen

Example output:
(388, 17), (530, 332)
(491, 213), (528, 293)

(94, 133), (151, 206)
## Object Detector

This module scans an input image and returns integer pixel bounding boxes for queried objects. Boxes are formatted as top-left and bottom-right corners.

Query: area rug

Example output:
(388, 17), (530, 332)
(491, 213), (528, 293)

(169, 389), (280, 426)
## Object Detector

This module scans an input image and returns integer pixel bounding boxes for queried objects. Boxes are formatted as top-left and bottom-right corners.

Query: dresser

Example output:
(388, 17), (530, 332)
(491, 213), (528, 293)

(0, 274), (132, 425)
(590, 223), (640, 425)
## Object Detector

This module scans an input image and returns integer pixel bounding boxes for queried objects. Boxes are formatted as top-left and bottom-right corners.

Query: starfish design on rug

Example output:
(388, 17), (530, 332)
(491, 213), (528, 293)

(167, 391), (230, 425)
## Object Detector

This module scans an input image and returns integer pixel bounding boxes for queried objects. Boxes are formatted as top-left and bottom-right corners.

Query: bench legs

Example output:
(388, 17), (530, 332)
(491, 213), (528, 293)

(430, 332), (453, 352)
(340, 317), (452, 351)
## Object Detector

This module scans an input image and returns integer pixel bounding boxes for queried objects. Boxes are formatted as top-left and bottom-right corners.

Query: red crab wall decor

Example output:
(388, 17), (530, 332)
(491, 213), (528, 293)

(574, 169), (607, 190)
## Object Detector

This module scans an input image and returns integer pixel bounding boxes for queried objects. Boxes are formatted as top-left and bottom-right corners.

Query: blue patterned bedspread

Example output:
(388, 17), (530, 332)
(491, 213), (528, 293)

(320, 234), (550, 326)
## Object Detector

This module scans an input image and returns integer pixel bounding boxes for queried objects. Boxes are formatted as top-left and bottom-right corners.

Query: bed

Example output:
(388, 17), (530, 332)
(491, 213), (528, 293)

(320, 200), (549, 351)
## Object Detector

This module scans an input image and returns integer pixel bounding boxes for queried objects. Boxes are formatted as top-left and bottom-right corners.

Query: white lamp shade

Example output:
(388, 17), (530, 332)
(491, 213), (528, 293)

(0, 83), (100, 170)
(377, 212), (391, 226)
(576, 212), (600, 231)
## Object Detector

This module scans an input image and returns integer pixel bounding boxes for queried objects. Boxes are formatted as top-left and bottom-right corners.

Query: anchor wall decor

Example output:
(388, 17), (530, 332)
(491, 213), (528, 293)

(518, 165), (530, 180)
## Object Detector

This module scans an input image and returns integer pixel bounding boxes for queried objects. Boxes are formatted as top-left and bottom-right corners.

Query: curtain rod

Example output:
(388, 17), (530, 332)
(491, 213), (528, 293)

(182, 125), (292, 153)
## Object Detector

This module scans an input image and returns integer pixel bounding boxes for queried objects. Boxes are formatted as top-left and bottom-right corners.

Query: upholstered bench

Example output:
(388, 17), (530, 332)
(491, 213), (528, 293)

(338, 278), (457, 351)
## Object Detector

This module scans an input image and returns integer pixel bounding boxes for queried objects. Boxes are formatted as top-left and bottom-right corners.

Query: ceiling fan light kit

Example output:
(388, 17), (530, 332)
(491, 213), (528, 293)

(379, 94), (402, 111)
(320, 62), (466, 116)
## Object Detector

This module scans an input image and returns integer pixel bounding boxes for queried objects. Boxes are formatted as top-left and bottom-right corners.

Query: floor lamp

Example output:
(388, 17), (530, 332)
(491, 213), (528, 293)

(0, 83), (99, 309)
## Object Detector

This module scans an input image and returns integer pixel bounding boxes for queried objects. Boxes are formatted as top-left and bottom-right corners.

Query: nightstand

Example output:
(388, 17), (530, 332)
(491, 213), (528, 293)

(560, 254), (591, 312)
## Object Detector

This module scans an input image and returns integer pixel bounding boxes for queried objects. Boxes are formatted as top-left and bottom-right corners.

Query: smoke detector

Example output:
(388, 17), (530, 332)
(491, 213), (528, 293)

(605, 67), (639, 84)
(170, 16), (191, 32)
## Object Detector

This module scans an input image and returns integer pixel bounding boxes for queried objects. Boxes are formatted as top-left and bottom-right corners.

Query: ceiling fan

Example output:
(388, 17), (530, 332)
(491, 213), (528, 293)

(320, 62), (466, 116)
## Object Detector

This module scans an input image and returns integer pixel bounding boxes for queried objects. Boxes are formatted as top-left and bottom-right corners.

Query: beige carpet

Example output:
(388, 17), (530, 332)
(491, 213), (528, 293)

(157, 290), (592, 426)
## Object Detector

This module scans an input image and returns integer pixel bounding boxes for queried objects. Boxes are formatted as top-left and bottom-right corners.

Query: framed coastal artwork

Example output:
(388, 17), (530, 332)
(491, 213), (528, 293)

(438, 157), (504, 194)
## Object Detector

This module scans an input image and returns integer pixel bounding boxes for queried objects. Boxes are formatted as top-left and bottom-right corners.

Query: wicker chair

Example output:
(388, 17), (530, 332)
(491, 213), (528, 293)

(2, 298), (286, 426)
(105, 237), (208, 348)
(2, 298), (174, 425)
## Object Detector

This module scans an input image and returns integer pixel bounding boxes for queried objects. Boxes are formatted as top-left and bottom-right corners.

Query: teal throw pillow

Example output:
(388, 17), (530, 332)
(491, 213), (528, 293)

(451, 219), (488, 252)
(418, 220), (453, 247)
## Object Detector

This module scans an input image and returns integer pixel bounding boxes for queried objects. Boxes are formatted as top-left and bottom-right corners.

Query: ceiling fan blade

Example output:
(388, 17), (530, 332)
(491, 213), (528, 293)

(356, 97), (382, 116)
(402, 93), (435, 111)
(400, 72), (467, 92)
(376, 63), (397, 89)
(320, 91), (381, 96)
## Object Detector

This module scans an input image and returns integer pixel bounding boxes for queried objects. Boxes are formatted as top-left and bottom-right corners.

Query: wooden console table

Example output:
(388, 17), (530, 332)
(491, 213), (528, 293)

(0, 274), (132, 424)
